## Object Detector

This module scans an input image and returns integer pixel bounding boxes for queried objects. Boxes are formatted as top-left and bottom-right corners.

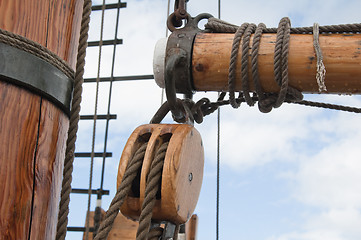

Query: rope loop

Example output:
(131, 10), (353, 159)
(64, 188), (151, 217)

(207, 17), (307, 113)
(201, 17), (361, 114)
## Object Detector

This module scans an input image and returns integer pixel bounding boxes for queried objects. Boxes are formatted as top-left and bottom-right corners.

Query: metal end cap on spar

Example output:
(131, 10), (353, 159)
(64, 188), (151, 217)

(153, 37), (167, 89)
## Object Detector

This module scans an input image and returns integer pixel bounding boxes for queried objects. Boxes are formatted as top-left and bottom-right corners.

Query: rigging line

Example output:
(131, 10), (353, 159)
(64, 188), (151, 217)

(161, 0), (171, 106)
(99, 0), (122, 196)
(94, 0), (123, 236)
(216, 1), (221, 240)
(216, 103), (220, 240)
(85, 0), (106, 239)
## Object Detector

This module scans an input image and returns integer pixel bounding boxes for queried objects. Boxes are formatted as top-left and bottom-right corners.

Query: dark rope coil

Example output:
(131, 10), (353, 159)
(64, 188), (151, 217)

(226, 17), (303, 113)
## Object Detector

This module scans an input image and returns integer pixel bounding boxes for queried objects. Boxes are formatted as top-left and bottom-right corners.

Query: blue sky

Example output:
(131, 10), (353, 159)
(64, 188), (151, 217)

(66, 0), (361, 239)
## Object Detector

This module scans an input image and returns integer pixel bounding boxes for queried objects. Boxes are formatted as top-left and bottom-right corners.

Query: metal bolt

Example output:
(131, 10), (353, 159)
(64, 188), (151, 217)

(179, 9), (186, 15)
(188, 173), (193, 181)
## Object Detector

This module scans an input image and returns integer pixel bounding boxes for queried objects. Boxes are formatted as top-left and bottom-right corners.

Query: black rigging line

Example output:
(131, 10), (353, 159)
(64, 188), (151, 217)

(216, 2), (221, 240)
(99, 0), (122, 197)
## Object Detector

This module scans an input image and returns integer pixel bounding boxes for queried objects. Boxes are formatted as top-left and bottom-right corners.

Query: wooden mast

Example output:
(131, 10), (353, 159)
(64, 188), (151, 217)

(0, 0), (83, 239)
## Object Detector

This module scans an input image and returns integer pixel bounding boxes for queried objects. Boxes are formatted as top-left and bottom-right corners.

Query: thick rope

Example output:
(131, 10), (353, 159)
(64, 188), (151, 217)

(55, 1), (92, 239)
(241, 23), (256, 106)
(220, 17), (304, 112)
(0, 28), (74, 79)
(313, 23), (327, 92)
(274, 17), (292, 108)
(251, 23), (266, 104)
(147, 226), (164, 240)
(228, 23), (248, 108)
(136, 142), (169, 240)
(205, 18), (361, 34)
(94, 142), (148, 240)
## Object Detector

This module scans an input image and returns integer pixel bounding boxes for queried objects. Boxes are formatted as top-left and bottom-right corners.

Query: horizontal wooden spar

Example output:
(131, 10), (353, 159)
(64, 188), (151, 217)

(192, 33), (361, 94)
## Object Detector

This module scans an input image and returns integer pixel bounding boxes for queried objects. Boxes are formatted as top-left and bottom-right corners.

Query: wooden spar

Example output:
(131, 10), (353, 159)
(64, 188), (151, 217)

(192, 33), (361, 94)
(0, 0), (83, 239)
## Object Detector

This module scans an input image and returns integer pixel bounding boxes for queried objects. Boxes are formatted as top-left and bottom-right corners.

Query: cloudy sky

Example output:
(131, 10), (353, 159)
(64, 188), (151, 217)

(66, 0), (361, 239)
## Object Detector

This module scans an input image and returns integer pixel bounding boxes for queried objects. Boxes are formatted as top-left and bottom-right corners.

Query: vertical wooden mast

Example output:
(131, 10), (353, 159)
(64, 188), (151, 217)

(0, 0), (83, 239)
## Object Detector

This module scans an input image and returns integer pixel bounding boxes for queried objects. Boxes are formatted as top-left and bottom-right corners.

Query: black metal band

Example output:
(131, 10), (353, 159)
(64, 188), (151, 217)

(0, 42), (73, 114)
(165, 13), (213, 95)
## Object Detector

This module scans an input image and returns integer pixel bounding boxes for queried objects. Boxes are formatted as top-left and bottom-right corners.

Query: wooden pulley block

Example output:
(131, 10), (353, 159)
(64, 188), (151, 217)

(117, 124), (204, 224)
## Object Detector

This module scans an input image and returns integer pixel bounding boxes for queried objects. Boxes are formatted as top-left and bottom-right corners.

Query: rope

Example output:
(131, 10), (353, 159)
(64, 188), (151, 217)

(228, 23), (248, 108)
(219, 17), (304, 112)
(291, 100), (361, 113)
(205, 18), (361, 34)
(0, 29), (74, 79)
(56, 1), (92, 239)
(216, 2), (222, 238)
(136, 142), (169, 240)
(147, 226), (164, 240)
(216, 103), (220, 240)
(94, 0), (124, 235)
(241, 23), (256, 106)
(84, 0), (106, 238)
(94, 142), (148, 240)
(165, 93), (361, 125)
(313, 23), (327, 92)
(251, 23), (266, 105)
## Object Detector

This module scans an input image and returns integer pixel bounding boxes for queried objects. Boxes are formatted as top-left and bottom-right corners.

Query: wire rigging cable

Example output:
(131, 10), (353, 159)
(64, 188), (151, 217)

(85, 0), (106, 238)
(216, 3), (221, 240)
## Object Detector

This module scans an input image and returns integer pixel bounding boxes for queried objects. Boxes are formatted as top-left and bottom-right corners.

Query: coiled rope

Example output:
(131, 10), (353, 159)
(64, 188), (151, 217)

(202, 17), (361, 113)
(209, 17), (303, 112)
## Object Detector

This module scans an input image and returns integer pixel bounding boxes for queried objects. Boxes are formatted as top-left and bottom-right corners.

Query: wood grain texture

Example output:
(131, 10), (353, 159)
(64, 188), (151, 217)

(0, 1), (78, 238)
(83, 210), (138, 240)
(30, 99), (69, 240)
(0, 0), (83, 70)
(192, 33), (361, 94)
(0, 0), (49, 46)
(118, 124), (204, 224)
(161, 125), (204, 224)
(186, 215), (198, 240)
(47, 0), (83, 69)
(107, 213), (138, 240)
(0, 81), (41, 240)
